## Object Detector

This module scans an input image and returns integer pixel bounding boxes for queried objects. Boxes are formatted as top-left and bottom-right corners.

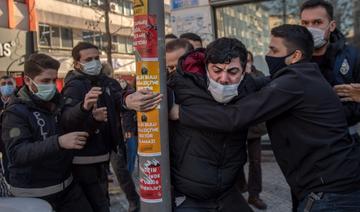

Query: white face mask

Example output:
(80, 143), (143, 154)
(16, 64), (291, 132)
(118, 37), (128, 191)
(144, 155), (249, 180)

(28, 78), (57, 101)
(307, 27), (328, 49)
(119, 81), (127, 89)
(207, 72), (243, 103)
(81, 60), (102, 76)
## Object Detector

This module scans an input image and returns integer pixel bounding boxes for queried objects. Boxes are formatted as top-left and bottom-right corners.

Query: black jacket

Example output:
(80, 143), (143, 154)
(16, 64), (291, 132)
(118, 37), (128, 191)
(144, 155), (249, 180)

(168, 49), (263, 200)
(121, 85), (137, 136)
(312, 29), (360, 125)
(179, 62), (360, 200)
(2, 87), (72, 189)
(61, 70), (125, 159)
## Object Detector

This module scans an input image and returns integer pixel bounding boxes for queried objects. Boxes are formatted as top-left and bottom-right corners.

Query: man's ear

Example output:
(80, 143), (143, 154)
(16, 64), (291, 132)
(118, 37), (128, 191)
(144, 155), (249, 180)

(74, 61), (82, 70)
(289, 50), (303, 64)
(23, 76), (31, 87)
(329, 20), (336, 32)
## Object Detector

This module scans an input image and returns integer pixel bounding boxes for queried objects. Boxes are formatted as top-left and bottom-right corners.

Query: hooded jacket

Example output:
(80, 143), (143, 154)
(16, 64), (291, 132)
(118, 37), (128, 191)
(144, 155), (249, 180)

(179, 61), (360, 200)
(167, 49), (264, 200)
(2, 86), (72, 190)
(61, 70), (125, 163)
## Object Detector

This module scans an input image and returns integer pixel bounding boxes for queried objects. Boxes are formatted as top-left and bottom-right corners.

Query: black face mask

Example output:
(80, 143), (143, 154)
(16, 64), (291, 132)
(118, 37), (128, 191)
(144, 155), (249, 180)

(265, 52), (294, 76)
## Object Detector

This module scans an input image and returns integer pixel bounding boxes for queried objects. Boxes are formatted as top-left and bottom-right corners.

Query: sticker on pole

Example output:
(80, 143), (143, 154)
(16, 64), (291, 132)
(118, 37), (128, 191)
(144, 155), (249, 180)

(136, 61), (161, 156)
(134, 0), (148, 15)
(134, 15), (158, 60)
(140, 159), (162, 203)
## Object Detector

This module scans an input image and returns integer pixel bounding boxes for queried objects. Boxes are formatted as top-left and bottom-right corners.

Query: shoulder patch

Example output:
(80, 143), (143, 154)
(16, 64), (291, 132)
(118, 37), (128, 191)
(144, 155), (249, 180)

(9, 128), (21, 138)
(340, 59), (350, 75)
(65, 97), (73, 105)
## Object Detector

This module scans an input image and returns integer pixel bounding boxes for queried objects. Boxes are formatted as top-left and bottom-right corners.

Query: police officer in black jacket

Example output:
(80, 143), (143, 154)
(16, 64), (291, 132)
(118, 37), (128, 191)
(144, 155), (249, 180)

(173, 25), (360, 212)
(2, 53), (93, 211)
(300, 0), (360, 139)
(61, 42), (162, 212)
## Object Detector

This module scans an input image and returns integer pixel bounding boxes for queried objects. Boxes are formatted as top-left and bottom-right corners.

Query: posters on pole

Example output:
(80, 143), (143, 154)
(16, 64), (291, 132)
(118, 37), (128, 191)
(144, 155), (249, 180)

(134, 0), (148, 15)
(134, 15), (158, 60)
(136, 61), (161, 156)
(139, 158), (163, 203)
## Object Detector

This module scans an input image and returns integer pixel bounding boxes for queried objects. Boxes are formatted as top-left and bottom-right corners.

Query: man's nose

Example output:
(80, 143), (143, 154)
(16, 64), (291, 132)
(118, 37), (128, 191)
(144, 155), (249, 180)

(218, 72), (229, 85)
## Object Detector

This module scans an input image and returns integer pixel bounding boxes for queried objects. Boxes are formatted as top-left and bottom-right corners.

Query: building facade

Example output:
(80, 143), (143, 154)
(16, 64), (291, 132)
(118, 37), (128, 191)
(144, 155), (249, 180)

(0, 0), (35, 81)
(0, 0), (172, 81)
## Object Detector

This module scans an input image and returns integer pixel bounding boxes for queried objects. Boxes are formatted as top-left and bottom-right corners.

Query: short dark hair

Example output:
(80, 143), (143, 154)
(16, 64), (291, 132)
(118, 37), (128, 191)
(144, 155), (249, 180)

(166, 38), (194, 53)
(180, 33), (202, 44)
(24, 53), (60, 78)
(300, 0), (334, 20)
(271, 24), (314, 61)
(205, 37), (247, 69)
(165, 33), (178, 39)
(72, 42), (99, 61)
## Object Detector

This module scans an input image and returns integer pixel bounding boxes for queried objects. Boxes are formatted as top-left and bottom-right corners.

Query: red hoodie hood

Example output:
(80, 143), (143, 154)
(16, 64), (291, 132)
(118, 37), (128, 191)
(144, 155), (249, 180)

(179, 48), (206, 76)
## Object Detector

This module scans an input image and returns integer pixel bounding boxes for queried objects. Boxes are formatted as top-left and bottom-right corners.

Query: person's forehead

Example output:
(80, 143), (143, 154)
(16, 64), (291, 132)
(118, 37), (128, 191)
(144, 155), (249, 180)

(79, 48), (100, 58)
(269, 36), (285, 48)
(301, 6), (329, 21)
(211, 57), (241, 68)
(166, 49), (185, 61)
(35, 69), (58, 79)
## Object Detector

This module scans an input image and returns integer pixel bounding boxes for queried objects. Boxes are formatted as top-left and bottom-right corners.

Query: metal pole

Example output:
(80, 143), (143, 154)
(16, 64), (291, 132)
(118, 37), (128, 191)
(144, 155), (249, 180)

(133, 1), (171, 211)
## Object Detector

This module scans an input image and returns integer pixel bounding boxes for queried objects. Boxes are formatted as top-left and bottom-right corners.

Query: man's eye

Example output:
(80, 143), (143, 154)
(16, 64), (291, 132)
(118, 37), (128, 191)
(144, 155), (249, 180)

(213, 68), (222, 73)
(229, 69), (240, 74)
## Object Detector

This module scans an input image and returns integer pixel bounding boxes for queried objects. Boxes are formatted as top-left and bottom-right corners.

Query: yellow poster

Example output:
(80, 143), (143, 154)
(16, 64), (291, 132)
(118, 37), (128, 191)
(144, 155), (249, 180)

(136, 61), (161, 156)
(136, 61), (160, 92)
(134, 0), (148, 16)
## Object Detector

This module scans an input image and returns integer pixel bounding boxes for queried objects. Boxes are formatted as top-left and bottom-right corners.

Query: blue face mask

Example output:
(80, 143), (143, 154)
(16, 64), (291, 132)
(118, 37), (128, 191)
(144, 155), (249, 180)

(265, 52), (294, 76)
(29, 78), (57, 101)
(81, 60), (102, 76)
(0, 85), (15, 97)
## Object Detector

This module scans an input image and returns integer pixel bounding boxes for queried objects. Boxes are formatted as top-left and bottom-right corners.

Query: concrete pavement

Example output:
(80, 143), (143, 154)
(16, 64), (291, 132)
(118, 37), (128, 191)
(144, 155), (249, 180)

(110, 150), (292, 212)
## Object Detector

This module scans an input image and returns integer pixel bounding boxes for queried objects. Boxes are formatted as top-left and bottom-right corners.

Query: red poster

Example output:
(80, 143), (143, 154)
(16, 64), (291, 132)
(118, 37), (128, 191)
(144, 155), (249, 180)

(140, 159), (162, 203)
(134, 15), (158, 59)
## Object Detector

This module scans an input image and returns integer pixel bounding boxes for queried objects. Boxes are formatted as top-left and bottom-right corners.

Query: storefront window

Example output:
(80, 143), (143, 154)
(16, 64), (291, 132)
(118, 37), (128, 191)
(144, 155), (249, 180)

(61, 28), (73, 48)
(123, 1), (132, 16)
(117, 36), (127, 53)
(82, 31), (94, 44)
(94, 33), (102, 48)
(51, 26), (61, 48)
(39, 24), (51, 47)
(126, 37), (133, 54)
(39, 23), (73, 48)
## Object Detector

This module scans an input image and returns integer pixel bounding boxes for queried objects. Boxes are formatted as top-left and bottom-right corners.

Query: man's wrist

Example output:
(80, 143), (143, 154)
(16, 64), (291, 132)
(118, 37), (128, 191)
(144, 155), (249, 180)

(80, 101), (90, 112)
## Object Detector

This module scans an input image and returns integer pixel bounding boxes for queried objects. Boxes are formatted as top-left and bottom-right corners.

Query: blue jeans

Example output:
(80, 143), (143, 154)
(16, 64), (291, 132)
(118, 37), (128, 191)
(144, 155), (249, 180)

(298, 190), (360, 212)
(126, 136), (138, 174)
